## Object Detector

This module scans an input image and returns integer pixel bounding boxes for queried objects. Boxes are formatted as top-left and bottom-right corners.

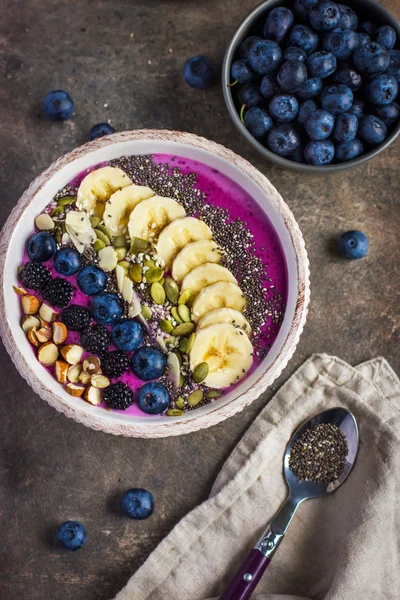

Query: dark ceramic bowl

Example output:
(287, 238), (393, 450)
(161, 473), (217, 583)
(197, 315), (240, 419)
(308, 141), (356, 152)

(222, 0), (400, 173)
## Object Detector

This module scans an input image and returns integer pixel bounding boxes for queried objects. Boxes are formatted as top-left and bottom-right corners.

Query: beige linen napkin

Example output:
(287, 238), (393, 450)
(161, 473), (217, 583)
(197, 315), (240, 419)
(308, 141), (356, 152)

(114, 354), (400, 600)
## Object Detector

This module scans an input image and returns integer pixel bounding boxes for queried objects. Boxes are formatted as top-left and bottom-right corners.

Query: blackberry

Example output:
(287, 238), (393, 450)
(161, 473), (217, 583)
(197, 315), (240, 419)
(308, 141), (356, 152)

(102, 350), (130, 378)
(42, 278), (73, 307)
(61, 305), (91, 332)
(80, 324), (111, 357)
(103, 382), (134, 410)
(20, 262), (51, 291)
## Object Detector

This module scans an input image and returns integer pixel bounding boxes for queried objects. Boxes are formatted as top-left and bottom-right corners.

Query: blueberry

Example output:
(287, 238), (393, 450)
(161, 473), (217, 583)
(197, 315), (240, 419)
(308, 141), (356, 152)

(348, 98), (364, 119)
(298, 99), (318, 127)
(131, 346), (167, 381)
(307, 51), (337, 78)
(237, 84), (263, 108)
(238, 36), (262, 60)
(304, 139), (335, 164)
(293, 0), (319, 22)
(375, 101), (400, 126)
(27, 231), (57, 262)
(289, 141), (306, 163)
(248, 40), (282, 75)
(334, 66), (362, 90)
(357, 33), (371, 47)
(374, 25), (396, 51)
(90, 123), (115, 140)
(323, 28), (359, 60)
(358, 114), (387, 144)
(77, 265), (107, 296)
(287, 25), (319, 56)
(297, 77), (323, 100)
(321, 84), (353, 115)
(183, 56), (216, 89)
(120, 489), (154, 520)
(136, 382), (169, 414)
(338, 230), (368, 259)
(334, 112), (358, 141)
(260, 75), (279, 99)
(54, 248), (82, 276)
(353, 42), (390, 75)
(304, 109), (335, 140)
(57, 521), (87, 551)
(387, 50), (400, 83)
(267, 124), (300, 157)
(309, 1), (340, 32)
(112, 319), (144, 352)
(366, 74), (398, 105)
(336, 4), (358, 30)
(44, 90), (74, 121)
(284, 47), (307, 62)
(230, 60), (254, 85)
(263, 7), (294, 44)
(244, 107), (273, 138)
(335, 138), (364, 161)
(277, 60), (308, 93)
(90, 293), (123, 325)
(269, 93), (298, 122)
(359, 21), (377, 36)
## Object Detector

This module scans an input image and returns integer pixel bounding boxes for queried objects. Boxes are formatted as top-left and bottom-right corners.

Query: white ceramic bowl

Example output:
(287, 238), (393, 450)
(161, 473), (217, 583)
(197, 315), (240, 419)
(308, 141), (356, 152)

(0, 130), (309, 437)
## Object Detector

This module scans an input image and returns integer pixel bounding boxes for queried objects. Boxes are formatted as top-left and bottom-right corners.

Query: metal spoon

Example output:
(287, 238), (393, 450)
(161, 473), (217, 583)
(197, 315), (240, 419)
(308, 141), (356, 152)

(220, 407), (359, 600)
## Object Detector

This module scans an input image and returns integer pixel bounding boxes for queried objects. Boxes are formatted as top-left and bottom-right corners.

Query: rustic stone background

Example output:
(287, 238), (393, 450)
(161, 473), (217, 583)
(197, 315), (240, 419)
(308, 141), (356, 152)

(0, 1), (399, 598)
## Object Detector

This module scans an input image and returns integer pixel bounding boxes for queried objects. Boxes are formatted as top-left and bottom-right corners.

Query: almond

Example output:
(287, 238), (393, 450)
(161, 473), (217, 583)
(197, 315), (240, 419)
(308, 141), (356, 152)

(65, 383), (85, 397)
(21, 294), (40, 315)
(39, 303), (58, 323)
(52, 321), (68, 344)
(83, 386), (103, 405)
(37, 342), (59, 365)
(21, 314), (41, 332)
(91, 374), (110, 389)
(36, 326), (52, 343)
(60, 344), (84, 365)
(13, 285), (28, 295)
(67, 364), (82, 383)
(78, 370), (91, 385)
(55, 360), (69, 384)
(82, 356), (102, 375)
(35, 213), (55, 231)
(27, 328), (40, 347)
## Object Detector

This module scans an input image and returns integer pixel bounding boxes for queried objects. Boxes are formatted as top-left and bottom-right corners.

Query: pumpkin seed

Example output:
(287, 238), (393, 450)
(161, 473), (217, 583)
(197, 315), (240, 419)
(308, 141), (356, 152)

(129, 263), (142, 283)
(175, 397), (185, 410)
(50, 206), (64, 217)
(172, 322), (195, 336)
(113, 235), (128, 248)
(174, 351), (183, 366)
(171, 306), (183, 323)
(57, 195), (76, 207)
(193, 362), (209, 383)
(94, 229), (110, 246)
(130, 237), (149, 254)
(90, 216), (101, 228)
(93, 239), (106, 253)
(145, 267), (164, 283)
(179, 337), (188, 353)
(160, 319), (174, 333)
(141, 305), (152, 320)
(178, 304), (191, 323)
(178, 289), (192, 305)
(179, 374), (186, 387)
(166, 408), (185, 417)
(186, 333), (196, 353)
(61, 221), (67, 234)
(151, 282), (166, 305)
(188, 389), (203, 406)
(55, 229), (62, 244)
(206, 390), (222, 399)
(96, 224), (113, 239)
(143, 257), (156, 268)
(165, 277), (179, 304)
(115, 247), (127, 261)
(118, 260), (130, 270)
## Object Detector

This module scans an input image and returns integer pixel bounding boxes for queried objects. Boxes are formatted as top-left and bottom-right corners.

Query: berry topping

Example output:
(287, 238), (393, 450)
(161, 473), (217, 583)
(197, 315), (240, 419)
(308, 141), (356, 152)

(136, 381), (170, 414)
(103, 382), (134, 410)
(20, 262), (51, 291)
(42, 278), (73, 308)
(77, 265), (107, 296)
(80, 324), (111, 357)
(61, 305), (91, 331)
(54, 248), (82, 276)
(101, 350), (130, 378)
(131, 346), (167, 381)
(90, 292), (123, 325)
(27, 231), (57, 262)
(112, 319), (144, 352)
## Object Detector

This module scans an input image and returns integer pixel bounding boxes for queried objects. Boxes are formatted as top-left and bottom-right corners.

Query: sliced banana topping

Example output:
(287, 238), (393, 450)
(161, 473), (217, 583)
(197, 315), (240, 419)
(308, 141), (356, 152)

(103, 184), (154, 236)
(156, 217), (212, 268)
(190, 323), (253, 389)
(197, 308), (252, 337)
(172, 240), (223, 283)
(77, 166), (132, 218)
(181, 263), (237, 300)
(128, 196), (186, 242)
(191, 281), (246, 323)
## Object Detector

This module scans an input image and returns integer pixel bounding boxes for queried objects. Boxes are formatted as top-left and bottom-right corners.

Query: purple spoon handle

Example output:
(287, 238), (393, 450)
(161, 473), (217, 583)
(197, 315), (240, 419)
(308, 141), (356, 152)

(219, 548), (270, 600)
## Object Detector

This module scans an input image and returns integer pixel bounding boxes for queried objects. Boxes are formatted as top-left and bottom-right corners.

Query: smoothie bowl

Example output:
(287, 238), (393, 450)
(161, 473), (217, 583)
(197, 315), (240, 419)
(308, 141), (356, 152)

(0, 130), (309, 437)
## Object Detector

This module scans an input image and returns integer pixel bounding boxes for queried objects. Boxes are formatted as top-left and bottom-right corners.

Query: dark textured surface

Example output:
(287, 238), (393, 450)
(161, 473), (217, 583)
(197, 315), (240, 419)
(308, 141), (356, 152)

(0, 1), (399, 599)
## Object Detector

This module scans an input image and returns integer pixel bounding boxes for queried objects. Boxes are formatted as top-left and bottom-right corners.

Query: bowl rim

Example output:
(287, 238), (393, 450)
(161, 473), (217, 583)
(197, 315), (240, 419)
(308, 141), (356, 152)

(0, 129), (310, 437)
(222, 0), (400, 174)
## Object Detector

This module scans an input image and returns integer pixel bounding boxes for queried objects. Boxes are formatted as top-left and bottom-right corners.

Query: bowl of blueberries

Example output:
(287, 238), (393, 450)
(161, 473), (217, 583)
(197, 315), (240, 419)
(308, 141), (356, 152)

(223, 0), (400, 171)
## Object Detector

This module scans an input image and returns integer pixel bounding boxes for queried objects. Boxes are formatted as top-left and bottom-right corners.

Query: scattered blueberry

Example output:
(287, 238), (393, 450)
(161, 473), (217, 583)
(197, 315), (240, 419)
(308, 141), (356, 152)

(112, 319), (144, 352)
(338, 230), (368, 259)
(298, 99), (318, 127)
(44, 90), (74, 122)
(27, 231), (57, 262)
(263, 7), (294, 44)
(131, 346), (167, 381)
(90, 123), (115, 140)
(287, 24), (319, 55)
(357, 33), (370, 47)
(358, 114), (387, 144)
(334, 65), (362, 90)
(260, 75), (279, 99)
(353, 42), (390, 75)
(237, 84), (263, 108)
(307, 51), (337, 78)
(335, 138), (364, 161)
(375, 101), (400, 126)
(277, 59), (308, 92)
(320, 84), (353, 115)
(348, 98), (364, 119)
(57, 521), (87, 551)
(323, 28), (359, 60)
(304, 108), (335, 139)
(77, 265), (107, 296)
(42, 278), (73, 308)
(54, 248), (82, 276)
(337, 4), (358, 30)
(230, 60), (254, 85)
(387, 49), (400, 83)
(269, 93), (299, 122)
(334, 112), (358, 141)
(103, 382), (134, 410)
(120, 489), (154, 520)
(248, 39), (283, 75)
(284, 46), (307, 62)
(304, 139), (335, 164)
(90, 293), (123, 325)
(238, 36), (262, 59)
(183, 56), (216, 89)
(297, 77), (323, 100)
(244, 107), (273, 138)
(359, 21), (377, 36)
(309, 1), (340, 32)
(267, 124), (300, 156)
(136, 382), (170, 414)
(374, 25), (396, 51)
(366, 74), (398, 105)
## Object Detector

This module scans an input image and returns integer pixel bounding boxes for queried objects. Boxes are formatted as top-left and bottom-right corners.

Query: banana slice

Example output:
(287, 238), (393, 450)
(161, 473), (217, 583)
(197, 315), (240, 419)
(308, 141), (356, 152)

(156, 217), (213, 268)
(191, 282), (246, 323)
(77, 166), (132, 218)
(128, 196), (186, 243)
(172, 240), (223, 283)
(197, 308), (252, 337)
(190, 323), (253, 388)
(181, 263), (237, 300)
(103, 184), (154, 236)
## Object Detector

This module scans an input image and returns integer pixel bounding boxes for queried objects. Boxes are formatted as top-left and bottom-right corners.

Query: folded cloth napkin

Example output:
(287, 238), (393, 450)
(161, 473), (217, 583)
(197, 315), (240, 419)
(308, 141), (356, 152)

(114, 354), (400, 600)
